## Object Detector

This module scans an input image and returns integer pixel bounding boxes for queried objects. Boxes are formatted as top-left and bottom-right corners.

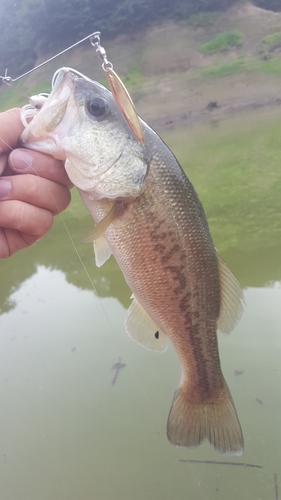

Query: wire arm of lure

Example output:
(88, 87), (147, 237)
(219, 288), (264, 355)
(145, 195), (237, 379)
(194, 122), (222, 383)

(0, 32), (102, 125)
(1, 30), (145, 146)
(0, 31), (102, 84)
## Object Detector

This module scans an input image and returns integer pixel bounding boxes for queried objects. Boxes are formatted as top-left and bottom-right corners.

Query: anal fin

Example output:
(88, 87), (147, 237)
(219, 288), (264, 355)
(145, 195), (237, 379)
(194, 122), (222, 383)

(125, 296), (168, 352)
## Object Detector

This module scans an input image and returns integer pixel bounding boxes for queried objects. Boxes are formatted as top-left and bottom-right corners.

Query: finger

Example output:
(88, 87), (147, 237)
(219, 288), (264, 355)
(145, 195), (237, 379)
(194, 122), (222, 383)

(0, 109), (23, 154)
(0, 200), (53, 237)
(0, 153), (8, 175)
(0, 152), (14, 177)
(0, 174), (71, 214)
(9, 148), (73, 188)
(0, 228), (10, 258)
(0, 227), (34, 258)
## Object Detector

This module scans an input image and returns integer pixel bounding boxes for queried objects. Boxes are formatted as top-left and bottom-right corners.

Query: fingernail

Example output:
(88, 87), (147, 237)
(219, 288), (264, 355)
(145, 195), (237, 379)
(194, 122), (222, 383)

(9, 149), (33, 171)
(0, 179), (11, 198)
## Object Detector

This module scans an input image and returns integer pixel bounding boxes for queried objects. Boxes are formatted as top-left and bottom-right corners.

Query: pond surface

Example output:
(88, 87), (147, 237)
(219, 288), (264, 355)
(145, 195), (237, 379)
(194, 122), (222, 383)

(0, 109), (280, 500)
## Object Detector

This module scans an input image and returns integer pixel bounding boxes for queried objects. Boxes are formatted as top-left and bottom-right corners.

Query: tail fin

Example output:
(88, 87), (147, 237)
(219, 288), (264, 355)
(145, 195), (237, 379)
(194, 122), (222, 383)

(166, 379), (244, 456)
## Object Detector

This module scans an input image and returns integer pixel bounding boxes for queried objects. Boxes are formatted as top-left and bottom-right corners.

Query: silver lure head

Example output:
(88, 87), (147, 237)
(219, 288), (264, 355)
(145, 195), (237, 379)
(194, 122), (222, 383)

(21, 68), (148, 199)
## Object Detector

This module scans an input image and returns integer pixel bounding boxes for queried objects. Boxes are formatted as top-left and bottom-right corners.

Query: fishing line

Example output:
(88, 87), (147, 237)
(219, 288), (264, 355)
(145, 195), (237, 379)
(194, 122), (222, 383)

(0, 34), (235, 484)
(0, 108), (212, 493)
(0, 97), (224, 496)
(0, 134), (115, 328)
(0, 32), (102, 83)
(0, 131), (165, 435)
(0, 112), (233, 500)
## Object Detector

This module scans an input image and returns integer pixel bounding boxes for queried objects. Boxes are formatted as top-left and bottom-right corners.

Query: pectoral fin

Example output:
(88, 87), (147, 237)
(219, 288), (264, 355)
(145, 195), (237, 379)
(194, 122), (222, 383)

(80, 204), (118, 243)
(80, 200), (129, 243)
(217, 255), (244, 335)
(125, 296), (168, 352)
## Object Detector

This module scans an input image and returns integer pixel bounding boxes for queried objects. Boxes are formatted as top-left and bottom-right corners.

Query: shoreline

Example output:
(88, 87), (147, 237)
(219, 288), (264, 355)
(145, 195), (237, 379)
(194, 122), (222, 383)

(148, 95), (281, 131)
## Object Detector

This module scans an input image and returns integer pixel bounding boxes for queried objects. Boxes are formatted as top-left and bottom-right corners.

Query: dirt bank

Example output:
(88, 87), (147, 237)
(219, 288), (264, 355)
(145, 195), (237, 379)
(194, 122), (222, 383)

(3, 2), (281, 129)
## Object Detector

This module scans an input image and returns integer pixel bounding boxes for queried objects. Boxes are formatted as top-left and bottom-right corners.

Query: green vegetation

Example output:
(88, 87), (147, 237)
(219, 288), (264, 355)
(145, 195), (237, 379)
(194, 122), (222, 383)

(0, 80), (51, 112)
(123, 65), (143, 88)
(262, 31), (281, 50)
(260, 31), (281, 59)
(202, 56), (245, 77)
(3, 108), (281, 304)
(0, 86), (26, 111)
(28, 81), (52, 96)
(256, 57), (281, 73)
(0, 0), (237, 77)
(163, 109), (281, 254)
(200, 31), (243, 54)
(202, 54), (281, 79)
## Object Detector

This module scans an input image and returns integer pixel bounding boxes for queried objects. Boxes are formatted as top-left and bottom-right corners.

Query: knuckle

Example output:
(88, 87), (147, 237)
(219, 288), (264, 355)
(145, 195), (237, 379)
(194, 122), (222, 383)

(26, 175), (39, 198)
(52, 187), (71, 214)
(8, 200), (25, 228)
(60, 188), (71, 211)
(37, 210), (53, 235)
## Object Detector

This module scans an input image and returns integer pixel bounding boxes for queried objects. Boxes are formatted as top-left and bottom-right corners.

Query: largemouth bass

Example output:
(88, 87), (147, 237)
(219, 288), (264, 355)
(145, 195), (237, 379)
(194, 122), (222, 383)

(21, 68), (244, 455)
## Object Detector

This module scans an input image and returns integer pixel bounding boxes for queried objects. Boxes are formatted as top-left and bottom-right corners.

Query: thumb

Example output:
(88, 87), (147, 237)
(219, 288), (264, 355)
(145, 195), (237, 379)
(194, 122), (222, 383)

(0, 108), (23, 154)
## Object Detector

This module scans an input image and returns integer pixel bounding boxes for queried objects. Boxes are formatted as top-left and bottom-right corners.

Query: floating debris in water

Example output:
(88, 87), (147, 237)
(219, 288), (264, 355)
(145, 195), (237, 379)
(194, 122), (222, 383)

(111, 357), (126, 386)
(256, 398), (263, 405)
(274, 473), (279, 500)
(206, 101), (219, 111)
(234, 370), (244, 376)
(179, 459), (263, 469)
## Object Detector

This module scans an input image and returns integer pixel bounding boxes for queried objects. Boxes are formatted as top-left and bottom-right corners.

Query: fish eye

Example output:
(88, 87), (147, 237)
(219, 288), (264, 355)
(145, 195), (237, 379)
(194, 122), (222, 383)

(87, 97), (108, 117)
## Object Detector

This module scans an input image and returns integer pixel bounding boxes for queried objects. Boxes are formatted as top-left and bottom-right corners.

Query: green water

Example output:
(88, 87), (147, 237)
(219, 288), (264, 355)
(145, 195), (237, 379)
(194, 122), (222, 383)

(0, 108), (280, 500)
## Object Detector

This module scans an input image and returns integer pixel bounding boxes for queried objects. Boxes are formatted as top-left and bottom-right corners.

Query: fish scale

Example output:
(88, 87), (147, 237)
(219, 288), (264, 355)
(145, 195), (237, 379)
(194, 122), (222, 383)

(20, 67), (244, 455)
(103, 164), (224, 398)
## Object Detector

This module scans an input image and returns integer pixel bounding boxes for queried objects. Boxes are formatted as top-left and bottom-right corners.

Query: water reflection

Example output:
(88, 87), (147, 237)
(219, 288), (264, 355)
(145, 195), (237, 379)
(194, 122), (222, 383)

(2, 226), (281, 313)
(0, 110), (280, 499)
(0, 265), (280, 499)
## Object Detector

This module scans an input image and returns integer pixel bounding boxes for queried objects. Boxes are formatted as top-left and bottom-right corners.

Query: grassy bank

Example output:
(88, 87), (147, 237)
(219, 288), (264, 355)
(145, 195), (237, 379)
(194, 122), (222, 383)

(1, 2), (281, 124)
(162, 107), (281, 256)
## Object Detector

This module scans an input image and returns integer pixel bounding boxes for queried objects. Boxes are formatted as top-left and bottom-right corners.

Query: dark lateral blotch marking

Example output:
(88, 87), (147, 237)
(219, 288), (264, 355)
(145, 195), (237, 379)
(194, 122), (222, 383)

(155, 331), (159, 339)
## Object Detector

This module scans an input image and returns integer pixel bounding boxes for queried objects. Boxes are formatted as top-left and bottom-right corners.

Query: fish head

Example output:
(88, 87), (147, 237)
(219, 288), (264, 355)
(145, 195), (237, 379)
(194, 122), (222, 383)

(21, 67), (148, 199)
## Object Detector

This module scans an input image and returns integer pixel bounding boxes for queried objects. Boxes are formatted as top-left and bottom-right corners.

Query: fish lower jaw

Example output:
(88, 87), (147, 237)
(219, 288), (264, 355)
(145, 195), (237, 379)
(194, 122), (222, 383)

(20, 134), (64, 159)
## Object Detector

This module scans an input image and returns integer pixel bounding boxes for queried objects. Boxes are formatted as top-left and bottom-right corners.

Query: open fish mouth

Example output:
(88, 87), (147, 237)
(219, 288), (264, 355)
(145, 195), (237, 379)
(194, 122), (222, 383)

(20, 68), (82, 159)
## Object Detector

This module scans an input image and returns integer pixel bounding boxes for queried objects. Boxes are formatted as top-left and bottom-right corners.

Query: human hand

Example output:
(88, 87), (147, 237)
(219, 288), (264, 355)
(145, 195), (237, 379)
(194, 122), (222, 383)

(0, 108), (72, 258)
